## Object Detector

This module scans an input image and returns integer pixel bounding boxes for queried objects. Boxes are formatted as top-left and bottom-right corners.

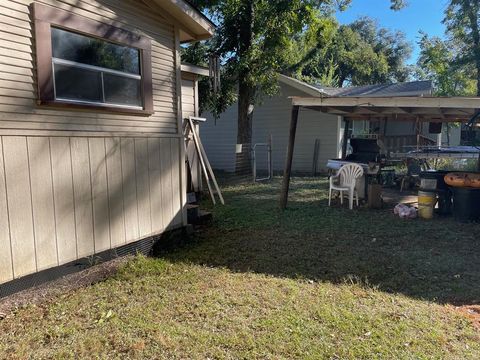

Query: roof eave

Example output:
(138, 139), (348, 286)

(278, 74), (328, 97)
(150, 0), (215, 43)
(181, 63), (210, 76)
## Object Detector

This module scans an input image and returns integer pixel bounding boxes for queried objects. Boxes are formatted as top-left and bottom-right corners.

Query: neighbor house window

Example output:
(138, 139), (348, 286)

(33, 3), (153, 115)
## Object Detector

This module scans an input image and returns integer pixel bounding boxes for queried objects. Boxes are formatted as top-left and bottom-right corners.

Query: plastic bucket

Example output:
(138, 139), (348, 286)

(418, 191), (436, 219)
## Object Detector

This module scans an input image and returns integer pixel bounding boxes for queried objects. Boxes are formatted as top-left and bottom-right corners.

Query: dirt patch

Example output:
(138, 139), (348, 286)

(453, 305), (480, 331)
(0, 256), (131, 320)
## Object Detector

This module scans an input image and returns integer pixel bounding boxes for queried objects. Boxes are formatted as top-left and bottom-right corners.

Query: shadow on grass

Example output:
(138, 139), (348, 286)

(165, 177), (480, 306)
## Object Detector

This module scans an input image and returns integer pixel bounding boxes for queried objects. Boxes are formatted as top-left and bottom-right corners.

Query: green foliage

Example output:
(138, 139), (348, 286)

(443, 0), (480, 95)
(296, 17), (413, 87)
(183, 1), (407, 121)
(417, 32), (476, 96)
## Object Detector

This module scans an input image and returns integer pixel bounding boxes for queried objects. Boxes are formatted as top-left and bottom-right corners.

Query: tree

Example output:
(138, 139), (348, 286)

(417, 33), (476, 146)
(417, 33), (475, 96)
(185, 0), (406, 173)
(443, 1), (480, 169)
(293, 17), (413, 87)
(444, 0), (480, 95)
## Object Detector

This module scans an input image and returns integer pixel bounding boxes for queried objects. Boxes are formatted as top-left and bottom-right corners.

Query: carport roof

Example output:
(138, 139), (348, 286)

(291, 95), (480, 123)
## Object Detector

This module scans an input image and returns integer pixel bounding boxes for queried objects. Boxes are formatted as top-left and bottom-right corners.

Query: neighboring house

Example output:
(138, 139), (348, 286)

(200, 75), (437, 174)
(0, 0), (214, 289)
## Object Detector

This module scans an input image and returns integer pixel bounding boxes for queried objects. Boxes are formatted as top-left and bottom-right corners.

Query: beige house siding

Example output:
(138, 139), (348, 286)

(181, 73), (196, 120)
(0, 0), (177, 135)
(0, 0), (188, 285)
(201, 82), (341, 174)
(0, 135), (183, 283)
(181, 72), (203, 191)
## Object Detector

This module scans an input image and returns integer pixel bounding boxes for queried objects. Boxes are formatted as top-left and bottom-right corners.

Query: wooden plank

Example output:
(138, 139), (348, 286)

(88, 138), (111, 252)
(70, 137), (95, 258)
(148, 138), (164, 233)
(120, 138), (139, 242)
(2, 136), (36, 277)
(292, 95), (480, 109)
(27, 137), (58, 270)
(0, 137), (13, 283)
(189, 118), (224, 205)
(135, 138), (152, 236)
(105, 138), (126, 247)
(50, 137), (77, 264)
(160, 138), (174, 229)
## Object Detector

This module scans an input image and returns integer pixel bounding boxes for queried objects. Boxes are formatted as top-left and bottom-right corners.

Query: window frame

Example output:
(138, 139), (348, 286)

(33, 3), (154, 115)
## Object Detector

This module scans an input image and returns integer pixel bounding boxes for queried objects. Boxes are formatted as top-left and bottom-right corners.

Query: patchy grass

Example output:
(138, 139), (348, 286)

(1, 178), (480, 359)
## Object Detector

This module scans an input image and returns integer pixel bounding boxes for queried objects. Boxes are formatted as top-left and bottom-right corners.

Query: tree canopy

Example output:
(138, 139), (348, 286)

(289, 17), (413, 87)
(417, 33), (475, 96)
(182, 0), (415, 171)
(443, 0), (480, 95)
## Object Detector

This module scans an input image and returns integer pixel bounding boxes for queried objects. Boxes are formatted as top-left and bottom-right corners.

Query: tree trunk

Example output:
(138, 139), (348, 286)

(236, 79), (254, 175)
(235, 0), (255, 175)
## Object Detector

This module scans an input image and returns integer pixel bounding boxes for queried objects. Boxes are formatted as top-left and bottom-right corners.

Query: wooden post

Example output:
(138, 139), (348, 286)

(415, 117), (420, 150)
(280, 106), (300, 210)
(342, 118), (350, 159)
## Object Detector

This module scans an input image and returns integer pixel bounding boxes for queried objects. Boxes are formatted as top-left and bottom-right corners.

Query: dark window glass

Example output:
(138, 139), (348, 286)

(104, 74), (142, 107)
(51, 28), (144, 108)
(51, 28), (140, 75)
(54, 64), (102, 102)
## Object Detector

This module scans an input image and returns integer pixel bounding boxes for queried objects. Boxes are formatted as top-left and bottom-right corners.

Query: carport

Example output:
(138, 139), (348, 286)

(280, 96), (480, 209)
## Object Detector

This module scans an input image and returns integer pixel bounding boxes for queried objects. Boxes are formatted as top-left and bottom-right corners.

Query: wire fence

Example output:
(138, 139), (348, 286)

(198, 140), (274, 188)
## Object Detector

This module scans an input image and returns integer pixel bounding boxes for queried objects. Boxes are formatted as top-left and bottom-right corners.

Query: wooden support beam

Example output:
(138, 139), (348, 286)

(280, 105), (300, 210)
(342, 118), (350, 159)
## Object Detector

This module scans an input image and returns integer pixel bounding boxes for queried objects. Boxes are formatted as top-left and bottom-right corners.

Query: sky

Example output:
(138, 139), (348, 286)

(336, 0), (449, 64)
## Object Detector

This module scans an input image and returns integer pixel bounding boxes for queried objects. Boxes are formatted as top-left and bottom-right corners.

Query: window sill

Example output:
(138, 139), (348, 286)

(37, 100), (155, 116)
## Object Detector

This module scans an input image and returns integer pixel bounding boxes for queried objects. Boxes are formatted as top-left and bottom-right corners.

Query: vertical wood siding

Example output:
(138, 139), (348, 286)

(0, 135), (183, 284)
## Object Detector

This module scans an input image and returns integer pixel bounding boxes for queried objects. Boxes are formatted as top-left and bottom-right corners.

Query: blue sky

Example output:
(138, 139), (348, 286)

(336, 0), (449, 64)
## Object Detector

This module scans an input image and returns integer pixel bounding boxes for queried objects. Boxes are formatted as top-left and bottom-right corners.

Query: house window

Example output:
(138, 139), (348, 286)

(51, 28), (142, 108)
(33, 3), (153, 115)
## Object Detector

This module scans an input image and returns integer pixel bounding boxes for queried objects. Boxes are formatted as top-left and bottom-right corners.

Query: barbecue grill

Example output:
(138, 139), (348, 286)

(327, 138), (386, 198)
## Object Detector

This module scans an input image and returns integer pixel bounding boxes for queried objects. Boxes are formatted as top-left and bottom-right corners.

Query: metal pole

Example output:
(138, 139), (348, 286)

(252, 145), (256, 182)
(280, 106), (300, 210)
(269, 134), (273, 180)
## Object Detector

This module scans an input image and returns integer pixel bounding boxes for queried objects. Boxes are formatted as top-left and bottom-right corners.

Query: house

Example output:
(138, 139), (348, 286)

(181, 63), (210, 193)
(0, 0), (214, 291)
(200, 75), (443, 174)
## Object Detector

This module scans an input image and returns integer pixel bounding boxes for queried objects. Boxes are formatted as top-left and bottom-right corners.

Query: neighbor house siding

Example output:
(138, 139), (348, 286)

(200, 105), (238, 173)
(252, 83), (340, 174)
(200, 82), (340, 174)
(0, 0), (186, 285)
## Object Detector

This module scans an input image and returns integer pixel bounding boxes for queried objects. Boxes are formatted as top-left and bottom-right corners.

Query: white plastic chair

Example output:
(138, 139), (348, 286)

(328, 163), (364, 210)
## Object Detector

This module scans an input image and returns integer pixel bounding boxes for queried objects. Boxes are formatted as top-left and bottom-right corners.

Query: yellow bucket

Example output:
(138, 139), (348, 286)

(418, 191), (436, 219)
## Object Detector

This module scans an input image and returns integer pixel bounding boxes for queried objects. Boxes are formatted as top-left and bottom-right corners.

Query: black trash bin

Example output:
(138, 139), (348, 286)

(451, 187), (480, 222)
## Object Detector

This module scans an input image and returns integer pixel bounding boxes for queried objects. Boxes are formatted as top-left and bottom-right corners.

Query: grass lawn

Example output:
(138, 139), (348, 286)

(1, 178), (480, 359)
